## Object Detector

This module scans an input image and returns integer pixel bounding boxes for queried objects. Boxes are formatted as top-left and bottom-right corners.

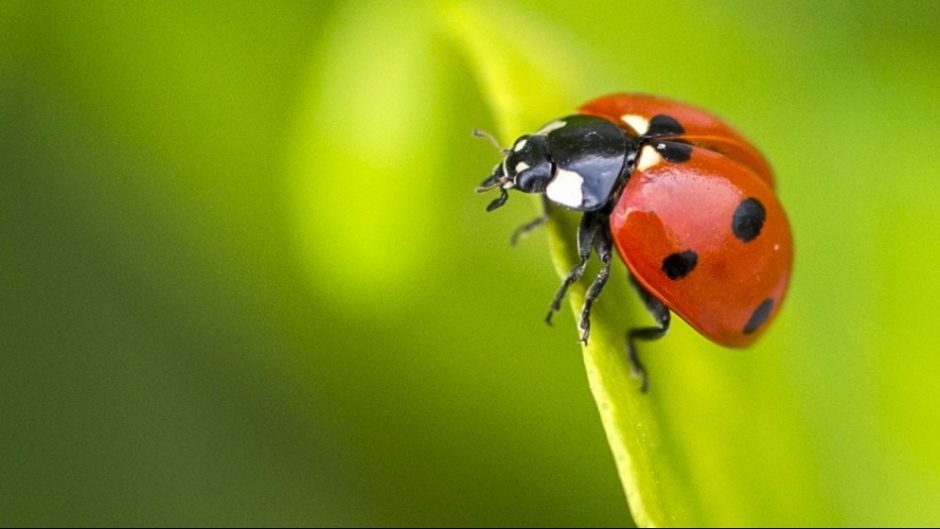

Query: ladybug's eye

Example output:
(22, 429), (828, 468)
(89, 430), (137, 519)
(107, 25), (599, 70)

(515, 162), (553, 192)
(506, 135), (553, 193)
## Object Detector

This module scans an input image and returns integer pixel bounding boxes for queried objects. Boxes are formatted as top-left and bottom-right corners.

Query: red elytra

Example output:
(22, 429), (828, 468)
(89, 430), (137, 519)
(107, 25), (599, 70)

(582, 94), (793, 347)
(580, 93), (775, 187)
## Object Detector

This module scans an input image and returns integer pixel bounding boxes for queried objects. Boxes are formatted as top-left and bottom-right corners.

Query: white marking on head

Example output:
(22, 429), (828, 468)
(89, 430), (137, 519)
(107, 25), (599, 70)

(636, 145), (663, 171)
(502, 181), (515, 189)
(513, 139), (527, 152)
(621, 114), (650, 135)
(514, 161), (530, 173)
(537, 120), (567, 135)
(545, 169), (584, 208)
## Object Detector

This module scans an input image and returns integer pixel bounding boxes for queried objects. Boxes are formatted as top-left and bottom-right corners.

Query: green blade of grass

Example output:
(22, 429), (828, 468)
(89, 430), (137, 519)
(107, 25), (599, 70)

(299, 1), (831, 525)
(442, 2), (836, 526)
(440, 3), (688, 526)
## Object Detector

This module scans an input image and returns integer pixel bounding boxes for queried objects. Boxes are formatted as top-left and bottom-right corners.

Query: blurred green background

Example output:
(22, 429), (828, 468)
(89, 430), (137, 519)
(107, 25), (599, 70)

(2, 0), (939, 526)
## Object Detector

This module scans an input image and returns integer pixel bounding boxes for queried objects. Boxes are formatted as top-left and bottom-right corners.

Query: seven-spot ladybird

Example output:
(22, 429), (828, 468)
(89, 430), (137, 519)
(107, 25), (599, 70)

(476, 93), (793, 391)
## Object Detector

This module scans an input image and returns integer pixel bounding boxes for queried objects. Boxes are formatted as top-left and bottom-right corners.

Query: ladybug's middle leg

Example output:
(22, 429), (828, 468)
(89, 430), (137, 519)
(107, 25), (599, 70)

(577, 222), (612, 344)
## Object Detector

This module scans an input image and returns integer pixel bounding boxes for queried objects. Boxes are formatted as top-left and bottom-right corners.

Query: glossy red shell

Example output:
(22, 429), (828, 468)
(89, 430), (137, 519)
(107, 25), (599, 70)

(581, 94), (793, 347)
(580, 93), (775, 188)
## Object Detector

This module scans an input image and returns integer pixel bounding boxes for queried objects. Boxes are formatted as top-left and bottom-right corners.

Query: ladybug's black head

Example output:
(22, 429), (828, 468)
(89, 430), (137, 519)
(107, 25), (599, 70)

(476, 116), (631, 212)
(476, 133), (554, 211)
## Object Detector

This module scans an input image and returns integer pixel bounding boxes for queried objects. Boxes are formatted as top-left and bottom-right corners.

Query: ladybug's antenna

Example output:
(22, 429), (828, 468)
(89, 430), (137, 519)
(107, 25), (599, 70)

(473, 128), (509, 155)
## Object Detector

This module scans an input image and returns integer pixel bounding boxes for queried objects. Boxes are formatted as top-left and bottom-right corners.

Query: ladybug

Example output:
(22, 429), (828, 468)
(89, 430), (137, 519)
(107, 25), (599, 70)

(476, 93), (793, 391)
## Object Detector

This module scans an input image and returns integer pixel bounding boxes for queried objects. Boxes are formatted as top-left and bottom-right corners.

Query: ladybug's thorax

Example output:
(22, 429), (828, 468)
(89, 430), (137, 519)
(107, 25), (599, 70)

(536, 115), (634, 211)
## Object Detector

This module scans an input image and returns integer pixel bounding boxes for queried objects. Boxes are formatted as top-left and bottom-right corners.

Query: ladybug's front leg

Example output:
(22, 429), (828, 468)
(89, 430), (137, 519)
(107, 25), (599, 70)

(510, 195), (550, 246)
(545, 212), (600, 325)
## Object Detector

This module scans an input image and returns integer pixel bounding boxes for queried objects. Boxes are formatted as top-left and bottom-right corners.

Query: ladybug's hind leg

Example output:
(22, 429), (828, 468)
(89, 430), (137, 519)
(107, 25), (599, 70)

(627, 278), (671, 392)
(545, 211), (602, 325)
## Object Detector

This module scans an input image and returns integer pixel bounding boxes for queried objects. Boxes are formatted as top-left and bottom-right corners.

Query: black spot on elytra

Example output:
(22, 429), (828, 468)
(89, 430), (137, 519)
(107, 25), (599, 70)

(661, 250), (698, 280)
(743, 298), (774, 335)
(732, 197), (766, 242)
(655, 141), (693, 163)
(646, 114), (684, 137)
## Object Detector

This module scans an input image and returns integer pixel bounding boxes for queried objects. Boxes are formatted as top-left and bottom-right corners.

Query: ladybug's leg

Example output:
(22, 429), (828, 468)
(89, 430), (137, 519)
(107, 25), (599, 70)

(510, 195), (550, 246)
(627, 279), (671, 392)
(577, 223), (612, 344)
(545, 212), (600, 325)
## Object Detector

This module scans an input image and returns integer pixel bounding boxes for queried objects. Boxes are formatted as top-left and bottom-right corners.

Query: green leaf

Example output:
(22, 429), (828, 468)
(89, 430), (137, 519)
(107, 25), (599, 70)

(441, 2), (830, 527)
(440, 3), (678, 526)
